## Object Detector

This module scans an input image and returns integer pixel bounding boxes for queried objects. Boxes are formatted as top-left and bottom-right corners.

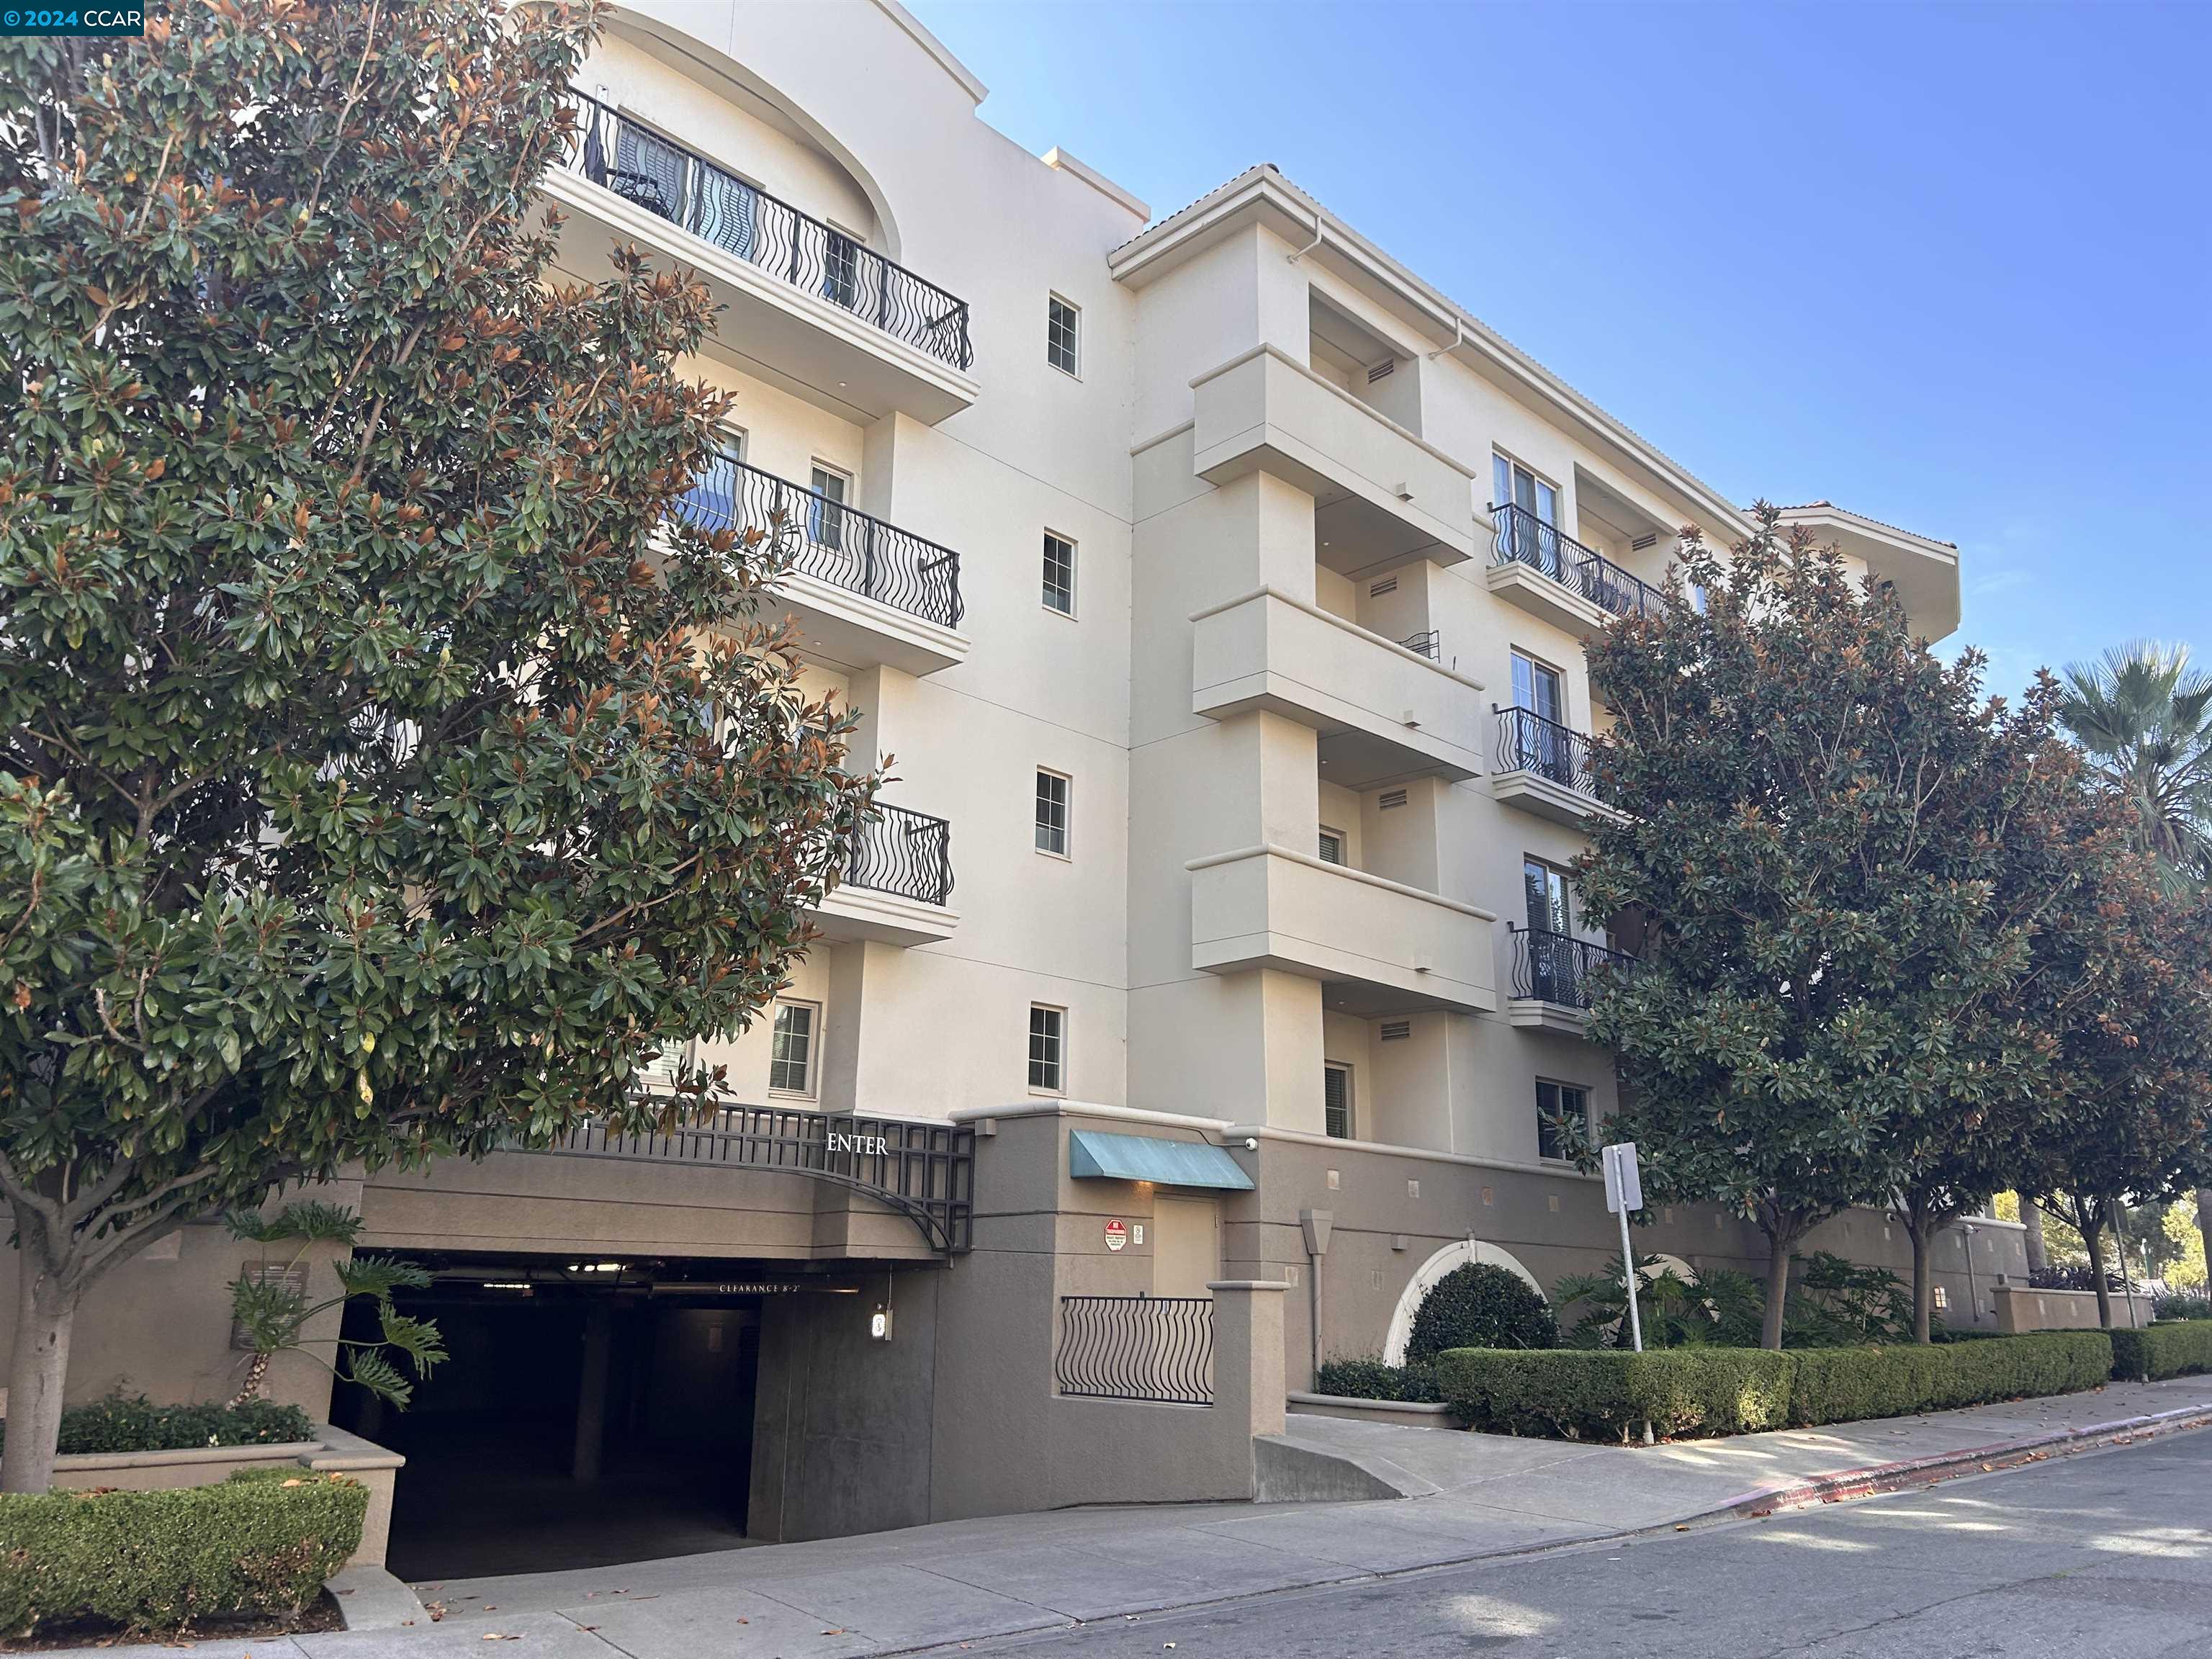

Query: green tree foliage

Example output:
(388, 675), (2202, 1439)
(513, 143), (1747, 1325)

(225, 1202), (445, 1408)
(1578, 508), (2067, 1346)
(0, 1), (871, 1489)
(2059, 642), (2212, 894)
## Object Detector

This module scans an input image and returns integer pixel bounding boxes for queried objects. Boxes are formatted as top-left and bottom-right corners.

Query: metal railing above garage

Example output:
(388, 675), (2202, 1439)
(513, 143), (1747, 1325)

(536, 1098), (976, 1254)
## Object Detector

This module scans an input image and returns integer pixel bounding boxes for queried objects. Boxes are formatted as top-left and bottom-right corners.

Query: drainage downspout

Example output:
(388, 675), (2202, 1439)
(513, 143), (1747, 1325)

(1300, 1209), (1333, 1388)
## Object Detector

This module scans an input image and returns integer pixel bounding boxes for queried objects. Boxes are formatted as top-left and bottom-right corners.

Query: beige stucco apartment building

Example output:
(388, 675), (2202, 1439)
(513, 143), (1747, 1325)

(2, 0), (2024, 1566)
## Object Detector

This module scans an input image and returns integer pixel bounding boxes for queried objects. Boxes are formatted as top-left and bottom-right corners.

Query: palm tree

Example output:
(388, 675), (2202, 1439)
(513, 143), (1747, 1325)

(2059, 640), (2212, 1292)
(2059, 642), (2212, 893)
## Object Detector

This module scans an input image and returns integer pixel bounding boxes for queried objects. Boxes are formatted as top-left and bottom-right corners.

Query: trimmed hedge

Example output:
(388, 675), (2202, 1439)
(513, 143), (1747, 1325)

(0, 1467), (365, 1640)
(1313, 1356), (1442, 1403)
(1435, 1331), (2114, 1443)
(0, 1391), (315, 1456)
(1791, 1331), (2110, 1426)
(2110, 1321), (2212, 1383)
(1434, 1347), (1794, 1442)
(1406, 1263), (1557, 1362)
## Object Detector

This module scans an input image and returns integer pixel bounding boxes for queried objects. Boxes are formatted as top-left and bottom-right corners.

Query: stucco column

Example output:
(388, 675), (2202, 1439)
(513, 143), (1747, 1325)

(1208, 1280), (1288, 1455)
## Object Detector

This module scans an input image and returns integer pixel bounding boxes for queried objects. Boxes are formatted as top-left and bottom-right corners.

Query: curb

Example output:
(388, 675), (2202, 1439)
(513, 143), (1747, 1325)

(1716, 1401), (2212, 1519)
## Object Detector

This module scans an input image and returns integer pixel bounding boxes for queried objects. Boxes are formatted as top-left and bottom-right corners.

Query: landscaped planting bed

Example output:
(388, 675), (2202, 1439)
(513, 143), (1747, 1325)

(1434, 1331), (2115, 1442)
(0, 1391), (314, 1458)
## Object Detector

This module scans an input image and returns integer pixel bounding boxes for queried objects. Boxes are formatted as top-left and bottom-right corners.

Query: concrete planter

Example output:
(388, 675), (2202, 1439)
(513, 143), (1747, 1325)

(1287, 1390), (1466, 1431)
(1992, 1285), (2152, 1333)
(50, 1422), (404, 1570)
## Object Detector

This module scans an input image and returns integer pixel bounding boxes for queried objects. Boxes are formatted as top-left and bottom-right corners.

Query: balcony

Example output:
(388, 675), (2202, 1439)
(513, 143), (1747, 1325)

(1187, 845), (1496, 1015)
(1190, 346), (1477, 574)
(676, 455), (968, 675)
(1485, 503), (1664, 639)
(549, 92), (977, 423)
(812, 803), (957, 947)
(1191, 588), (1485, 788)
(1491, 706), (1627, 829)
(1506, 925), (1635, 1036)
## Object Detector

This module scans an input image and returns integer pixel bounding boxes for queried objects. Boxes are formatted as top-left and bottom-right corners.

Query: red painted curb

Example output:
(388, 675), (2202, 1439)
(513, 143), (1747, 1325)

(1721, 1403), (2212, 1519)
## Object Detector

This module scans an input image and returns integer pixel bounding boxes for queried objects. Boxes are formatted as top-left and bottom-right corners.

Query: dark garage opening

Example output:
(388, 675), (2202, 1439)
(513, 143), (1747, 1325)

(333, 1259), (765, 1581)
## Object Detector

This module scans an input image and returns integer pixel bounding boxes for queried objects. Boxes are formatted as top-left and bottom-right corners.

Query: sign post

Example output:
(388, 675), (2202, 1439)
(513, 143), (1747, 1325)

(1601, 1142), (1645, 1354)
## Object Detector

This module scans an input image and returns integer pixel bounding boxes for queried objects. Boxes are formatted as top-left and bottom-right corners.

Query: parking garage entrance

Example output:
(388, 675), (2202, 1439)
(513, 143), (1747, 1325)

(334, 1256), (881, 1580)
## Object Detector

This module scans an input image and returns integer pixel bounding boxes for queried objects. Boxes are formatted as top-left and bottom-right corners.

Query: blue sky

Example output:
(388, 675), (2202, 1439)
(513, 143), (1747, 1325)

(909, 0), (2211, 698)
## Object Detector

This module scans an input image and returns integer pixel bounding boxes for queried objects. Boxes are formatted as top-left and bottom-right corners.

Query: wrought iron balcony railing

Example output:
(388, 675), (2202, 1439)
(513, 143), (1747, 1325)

(841, 801), (953, 908)
(1489, 502), (1664, 621)
(565, 90), (974, 372)
(1055, 1295), (1215, 1406)
(675, 453), (963, 630)
(1400, 629), (1442, 662)
(1508, 924), (1636, 1010)
(1494, 705), (1600, 798)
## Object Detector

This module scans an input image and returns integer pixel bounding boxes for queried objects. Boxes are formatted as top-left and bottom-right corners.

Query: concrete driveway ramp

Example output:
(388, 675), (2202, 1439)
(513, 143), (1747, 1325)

(1254, 1431), (1441, 1503)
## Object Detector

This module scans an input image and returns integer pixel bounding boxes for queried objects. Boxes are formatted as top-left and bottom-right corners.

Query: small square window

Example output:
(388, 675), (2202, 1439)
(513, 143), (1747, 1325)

(1535, 1078), (1588, 1163)
(1042, 531), (1077, 616)
(1324, 1064), (1353, 1140)
(1028, 1004), (1065, 1093)
(769, 1001), (817, 1097)
(1046, 295), (1080, 377)
(1317, 827), (1346, 867)
(1035, 769), (1070, 857)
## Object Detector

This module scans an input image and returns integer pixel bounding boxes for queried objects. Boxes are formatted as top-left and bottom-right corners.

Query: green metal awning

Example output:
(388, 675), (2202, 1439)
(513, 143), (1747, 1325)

(1067, 1130), (1255, 1191)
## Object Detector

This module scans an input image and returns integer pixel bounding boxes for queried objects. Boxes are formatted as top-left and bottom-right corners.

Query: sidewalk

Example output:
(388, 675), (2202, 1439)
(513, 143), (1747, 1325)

(34, 1376), (2212, 1659)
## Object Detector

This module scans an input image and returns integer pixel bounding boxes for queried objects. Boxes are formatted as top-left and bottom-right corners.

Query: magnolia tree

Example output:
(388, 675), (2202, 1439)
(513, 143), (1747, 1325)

(1578, 509), (2067, 1347)
(0, 0), (871, 1490)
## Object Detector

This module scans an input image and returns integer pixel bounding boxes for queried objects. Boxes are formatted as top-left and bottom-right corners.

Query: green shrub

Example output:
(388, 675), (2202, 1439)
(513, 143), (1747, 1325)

(1435, 1331), (2113, 1442)
(1313, 1356), (1441, 1403)
(1406, 1263), (1557, 1362)
(0, 1392), (315, 1457)
(1433, 1347), (1794, 1442)
(0, 1467), (366, 1639)
(2152, 1291), (2212, 1323)
(2110, 1321), (2212, 1382)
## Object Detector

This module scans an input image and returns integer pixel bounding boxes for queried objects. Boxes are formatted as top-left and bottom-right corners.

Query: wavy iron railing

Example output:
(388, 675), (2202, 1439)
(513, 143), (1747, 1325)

(1494, 706), (1599, 797)
(1400, 629), (1442, 662)
(675, 453), (963, 630)
(1489, 502), (1663, 621)
(1508, 925), (1636, 1011)
(842, 802), (953, 907)
(1055, 1295), (1215, 1406)
(539, 1097), (975, 1254)
(565, 89), (973, 372)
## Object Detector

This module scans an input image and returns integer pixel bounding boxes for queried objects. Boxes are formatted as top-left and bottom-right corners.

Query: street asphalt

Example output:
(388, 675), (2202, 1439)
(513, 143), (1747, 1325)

(974, 1430), (2212, 1658)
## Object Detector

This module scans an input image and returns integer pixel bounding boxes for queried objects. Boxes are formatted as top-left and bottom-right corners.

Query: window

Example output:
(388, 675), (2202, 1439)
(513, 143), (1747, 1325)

(1046, 295), (1080, 376)
(1524, 858), (1575, 1002)
(1535, 1078), (1589, 1163)
(1317, 827), (1346, 866)
(768, 1001), (817, 1097)
(823, 228), (860, 310)
(1035, 768), (1070, 856)
(1492, 453), (1560, 575)
(1509, 652), (1570, 782)
(809, 464), (850, 550)
(1324, 1064), (1353, 1140)
(1028, 1004), (1065, 1092)
(1042, 531), (1077, 616)
(678, 428), (745, 531)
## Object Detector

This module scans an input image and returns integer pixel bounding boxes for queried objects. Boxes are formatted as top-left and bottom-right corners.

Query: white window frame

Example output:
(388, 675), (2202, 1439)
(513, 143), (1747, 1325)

(1034, 767), (1071, 859)
(808, 460), (853, 551)
(1046, 293), (1081, 378)
(768, 999), (820, 1100)
(1534, 1076), (1590, 1164)
(1323, 1061), (1354, 1141)
(1042, 529), (1078, 618)
(1028, 1003), (1066, 1095)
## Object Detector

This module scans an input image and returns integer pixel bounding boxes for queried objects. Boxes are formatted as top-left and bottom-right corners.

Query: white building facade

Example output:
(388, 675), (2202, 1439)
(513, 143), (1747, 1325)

(4, 0), (2020, 1564)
